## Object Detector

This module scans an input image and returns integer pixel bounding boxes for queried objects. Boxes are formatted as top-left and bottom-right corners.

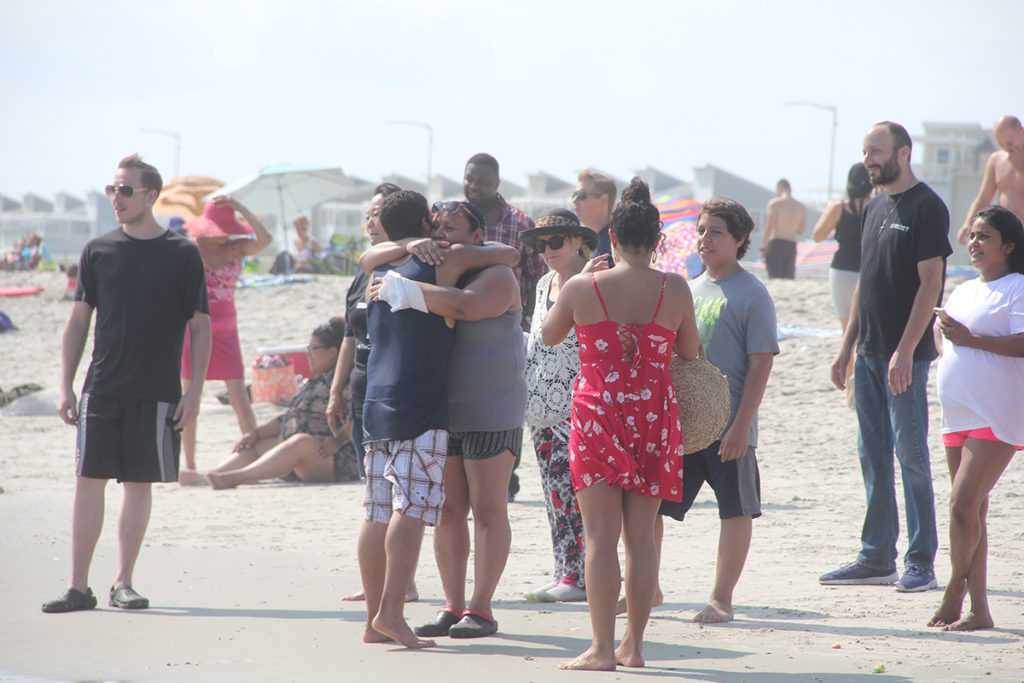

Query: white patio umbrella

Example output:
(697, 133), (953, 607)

(209, 163), (365, 249)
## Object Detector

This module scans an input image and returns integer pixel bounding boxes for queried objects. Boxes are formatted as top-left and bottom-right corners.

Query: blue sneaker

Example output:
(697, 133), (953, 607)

(819, 561), (898, 585)
(895, 564), (937, 593)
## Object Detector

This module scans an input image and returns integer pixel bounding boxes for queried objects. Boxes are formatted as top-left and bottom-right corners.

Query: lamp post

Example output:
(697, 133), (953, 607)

(139, 128), (181, 178)
(785, 101), (837, 201)
(388, 121), (433, 200)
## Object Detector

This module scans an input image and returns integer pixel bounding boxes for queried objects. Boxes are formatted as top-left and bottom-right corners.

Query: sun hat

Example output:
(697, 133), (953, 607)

(521, 209), (598, 251)
(184, 201), (253, 238)
(670, 345), (731, 454)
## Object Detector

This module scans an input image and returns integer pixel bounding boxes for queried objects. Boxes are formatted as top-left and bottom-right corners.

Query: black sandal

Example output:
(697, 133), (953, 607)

(41, 587), (97, 613)
(414, 607), (461, 637)
(449, 609), (498, 638)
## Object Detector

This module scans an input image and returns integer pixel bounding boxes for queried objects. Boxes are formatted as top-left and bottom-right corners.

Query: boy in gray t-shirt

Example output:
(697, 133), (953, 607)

(656, 197), (779, 624)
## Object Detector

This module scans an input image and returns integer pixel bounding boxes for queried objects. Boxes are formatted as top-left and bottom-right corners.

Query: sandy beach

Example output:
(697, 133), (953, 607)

(1, 267), (1021, 682)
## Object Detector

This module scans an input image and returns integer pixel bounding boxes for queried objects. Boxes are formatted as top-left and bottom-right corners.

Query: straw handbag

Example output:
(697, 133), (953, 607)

(670, 346), (731, 454)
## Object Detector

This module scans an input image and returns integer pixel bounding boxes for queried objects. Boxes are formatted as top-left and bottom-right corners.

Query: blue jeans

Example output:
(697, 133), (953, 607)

(854, 354), (937, 571)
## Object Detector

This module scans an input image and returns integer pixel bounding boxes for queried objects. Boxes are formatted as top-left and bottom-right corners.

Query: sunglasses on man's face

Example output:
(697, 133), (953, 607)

(533, 235), (568, 253)
(571, 190), (598, 202)
(432, 200), (483, 231)
(105, 184), (151, 199)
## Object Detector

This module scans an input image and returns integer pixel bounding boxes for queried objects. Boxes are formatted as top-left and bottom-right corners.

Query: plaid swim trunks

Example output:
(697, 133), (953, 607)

(363, 429), (447, 526)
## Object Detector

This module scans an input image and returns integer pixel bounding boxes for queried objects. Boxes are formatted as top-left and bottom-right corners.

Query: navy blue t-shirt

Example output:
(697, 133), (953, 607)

(362, 256), (455, 442)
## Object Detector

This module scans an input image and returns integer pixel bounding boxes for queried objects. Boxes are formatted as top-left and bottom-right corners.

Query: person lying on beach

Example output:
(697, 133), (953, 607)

(179, 318), (359, 489)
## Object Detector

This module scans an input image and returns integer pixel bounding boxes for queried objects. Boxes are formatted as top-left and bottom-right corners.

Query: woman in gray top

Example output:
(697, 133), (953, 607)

(366, 200), (524, 639)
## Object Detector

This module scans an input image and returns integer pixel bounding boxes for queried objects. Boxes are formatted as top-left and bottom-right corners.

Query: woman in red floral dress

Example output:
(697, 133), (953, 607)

(543, 178), (699, 671)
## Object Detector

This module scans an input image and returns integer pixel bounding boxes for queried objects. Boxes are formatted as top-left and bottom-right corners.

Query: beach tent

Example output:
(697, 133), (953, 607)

(654, 196), (703, 278)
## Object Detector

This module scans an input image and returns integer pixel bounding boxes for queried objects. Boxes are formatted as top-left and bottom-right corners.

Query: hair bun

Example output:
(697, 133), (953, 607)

(620, 177), (651, 205)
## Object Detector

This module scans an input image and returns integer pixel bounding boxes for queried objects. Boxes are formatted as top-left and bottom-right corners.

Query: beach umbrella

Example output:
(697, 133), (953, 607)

(210, 164), (363, 244)
(153, 175), (225, 221)
(654, 196), (703, 278)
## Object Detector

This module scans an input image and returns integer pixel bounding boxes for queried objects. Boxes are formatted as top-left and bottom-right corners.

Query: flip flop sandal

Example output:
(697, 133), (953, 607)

(449, 608), (498, 639)
(413, 607), (461, 637)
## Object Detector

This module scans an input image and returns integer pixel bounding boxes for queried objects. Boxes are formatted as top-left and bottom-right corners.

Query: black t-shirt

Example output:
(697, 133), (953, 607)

(343, 271), (370, 418)
(75, 228), (209, 402)
(857, 182), (951, 361)
(831, 202), (863, 272)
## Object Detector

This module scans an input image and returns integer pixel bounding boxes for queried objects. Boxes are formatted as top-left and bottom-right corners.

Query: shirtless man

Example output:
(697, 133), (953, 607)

(761, 179), (807, 278)
(956, 116), (1024, 244)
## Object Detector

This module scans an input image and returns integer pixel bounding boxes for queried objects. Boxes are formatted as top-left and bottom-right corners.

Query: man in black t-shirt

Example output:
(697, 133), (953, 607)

(42, 155), (211, 614)
(821, 122), (950, 594)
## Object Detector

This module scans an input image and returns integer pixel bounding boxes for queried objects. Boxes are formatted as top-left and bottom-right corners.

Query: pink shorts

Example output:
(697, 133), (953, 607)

(942, 427), (1023, 450)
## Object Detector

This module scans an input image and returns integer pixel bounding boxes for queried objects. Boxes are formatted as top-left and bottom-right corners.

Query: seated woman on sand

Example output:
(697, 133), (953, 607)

(929, 206), (1024, 632)
(180, 317), (360, 489)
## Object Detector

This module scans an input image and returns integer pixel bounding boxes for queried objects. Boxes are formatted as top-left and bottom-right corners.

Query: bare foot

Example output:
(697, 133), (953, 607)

(559, 647), (616, 671)
(362, 625), (393, 643)
(943, 611), (994, 631)
(343, 586), (417, 603)
(615, 640), (645, 668)
(178, 469), (209, 486)
(615, 588), (663, 616)
(693, 599), (733, 624)
(927, 604), (962, 628)
(371, 614), (436, 649)
(206, 472), (237, 491)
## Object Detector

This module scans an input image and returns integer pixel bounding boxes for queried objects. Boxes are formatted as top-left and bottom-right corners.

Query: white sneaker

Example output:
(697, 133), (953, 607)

(536, 582), (587, 603)
(523, 581), (559, 601)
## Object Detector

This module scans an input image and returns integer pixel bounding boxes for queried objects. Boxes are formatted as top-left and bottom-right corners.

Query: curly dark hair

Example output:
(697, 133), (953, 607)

(312, 316), (346, 349)
(975, 206), (1024, 275)
(379, 190), (431, 241)
(610, 177), (661, 251)
(698, 197), (755, 259)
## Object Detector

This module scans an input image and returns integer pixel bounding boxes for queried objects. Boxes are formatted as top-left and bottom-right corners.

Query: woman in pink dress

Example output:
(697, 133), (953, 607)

(543, 178), (699, 671)
(181, 196), (272, 475)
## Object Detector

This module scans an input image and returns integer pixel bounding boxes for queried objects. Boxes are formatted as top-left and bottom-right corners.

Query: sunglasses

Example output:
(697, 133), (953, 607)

(432, 200), (483, 231)
(572, 190), (601, 202)
(533, 235), (568, 253)
(105, 184), (152, 198)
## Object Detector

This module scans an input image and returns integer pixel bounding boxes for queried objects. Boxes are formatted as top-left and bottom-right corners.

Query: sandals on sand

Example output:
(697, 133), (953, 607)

(449, 608), (498, 639)
(41, 587), (97, 613)
(109, 585), (149, 609)
(414, 607), (461, 637)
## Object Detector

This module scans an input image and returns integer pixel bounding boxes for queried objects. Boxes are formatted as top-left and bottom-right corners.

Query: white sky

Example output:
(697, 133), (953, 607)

(2, 0), (1019, 203)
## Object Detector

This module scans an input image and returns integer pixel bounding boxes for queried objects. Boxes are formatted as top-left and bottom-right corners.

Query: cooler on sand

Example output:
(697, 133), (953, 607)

(257, 345), (312, 378)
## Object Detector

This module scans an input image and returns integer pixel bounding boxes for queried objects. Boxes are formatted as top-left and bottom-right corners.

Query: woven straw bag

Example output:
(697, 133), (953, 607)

(670, 345), (731, 454)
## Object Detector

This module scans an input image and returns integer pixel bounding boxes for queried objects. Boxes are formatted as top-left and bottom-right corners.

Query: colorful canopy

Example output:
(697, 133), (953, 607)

(654, 196), (703, 278)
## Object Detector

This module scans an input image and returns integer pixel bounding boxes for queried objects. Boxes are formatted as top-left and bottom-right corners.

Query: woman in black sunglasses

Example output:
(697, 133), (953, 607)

(520, 210), (605, 604)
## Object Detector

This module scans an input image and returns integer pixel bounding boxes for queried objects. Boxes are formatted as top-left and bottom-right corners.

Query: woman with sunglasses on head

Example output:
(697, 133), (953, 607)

(178, 196), (273, 479)
(179, 318), (360, 488)
(543, 178), (699, 671)
(520, 209), (607, 604)
(928, 206), (1024, 632)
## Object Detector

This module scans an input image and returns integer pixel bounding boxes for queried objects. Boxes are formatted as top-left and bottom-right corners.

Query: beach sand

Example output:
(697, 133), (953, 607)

(1, 268), (1022, 682)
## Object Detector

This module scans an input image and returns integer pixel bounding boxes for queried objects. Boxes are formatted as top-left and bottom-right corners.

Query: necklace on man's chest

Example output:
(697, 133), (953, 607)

(880, 192), (905, 232)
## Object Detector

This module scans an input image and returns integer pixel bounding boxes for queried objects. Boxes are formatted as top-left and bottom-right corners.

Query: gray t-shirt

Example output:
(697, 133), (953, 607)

(690, 268), (779, 447)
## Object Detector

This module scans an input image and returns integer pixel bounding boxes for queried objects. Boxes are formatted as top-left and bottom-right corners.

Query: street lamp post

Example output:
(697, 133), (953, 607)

(387, 121), (433, 201)
(140, 128), (181, 178)
(785, 101), (837, 201)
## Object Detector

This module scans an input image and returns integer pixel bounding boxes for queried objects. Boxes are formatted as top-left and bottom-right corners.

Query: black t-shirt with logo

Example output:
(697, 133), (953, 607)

(75, 228), (209, 403)
(857, 182), (951, 361)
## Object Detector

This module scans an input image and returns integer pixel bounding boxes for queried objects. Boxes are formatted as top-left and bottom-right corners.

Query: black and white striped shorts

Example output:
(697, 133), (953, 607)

(75, 393), (180, 483)
(448, 426), (523, 461)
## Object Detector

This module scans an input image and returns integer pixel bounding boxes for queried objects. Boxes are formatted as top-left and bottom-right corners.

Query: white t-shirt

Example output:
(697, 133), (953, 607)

(937, 272), (1024, 446)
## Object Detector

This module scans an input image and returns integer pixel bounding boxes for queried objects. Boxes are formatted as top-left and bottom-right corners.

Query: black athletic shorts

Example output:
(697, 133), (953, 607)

(75, 393), (180, 483)
(658, 440), (762, 521)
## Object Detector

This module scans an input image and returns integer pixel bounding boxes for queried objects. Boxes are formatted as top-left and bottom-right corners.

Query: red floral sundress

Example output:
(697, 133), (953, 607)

(568, 273), (683, 501)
